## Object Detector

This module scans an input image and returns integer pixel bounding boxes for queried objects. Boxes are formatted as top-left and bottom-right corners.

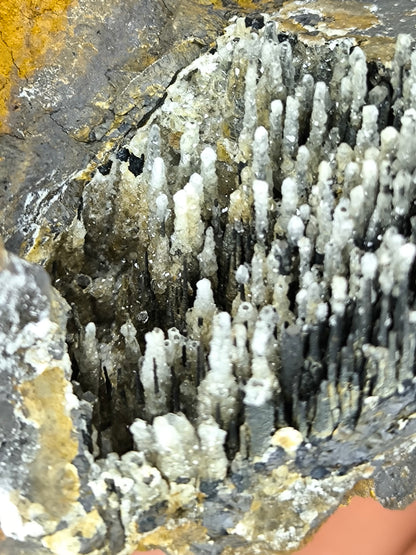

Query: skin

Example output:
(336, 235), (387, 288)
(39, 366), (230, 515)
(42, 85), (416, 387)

(295, 497), (416, 555)
(131, 498), (416, 555)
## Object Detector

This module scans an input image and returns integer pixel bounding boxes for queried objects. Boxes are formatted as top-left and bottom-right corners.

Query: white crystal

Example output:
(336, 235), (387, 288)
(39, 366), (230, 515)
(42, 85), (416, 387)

(253, 179), (269, 240)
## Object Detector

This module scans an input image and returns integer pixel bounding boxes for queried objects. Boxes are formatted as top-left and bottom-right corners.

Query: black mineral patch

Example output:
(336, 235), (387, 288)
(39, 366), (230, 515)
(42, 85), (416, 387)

(128, 152), (145, 176)
(244, 13), (265, 30)
(310, 466), (330, 480)
(97, 160), (113, 175)
(116, 147), (130, 162)
(294, 12), (323, 27)
(137, 501), (168, 533)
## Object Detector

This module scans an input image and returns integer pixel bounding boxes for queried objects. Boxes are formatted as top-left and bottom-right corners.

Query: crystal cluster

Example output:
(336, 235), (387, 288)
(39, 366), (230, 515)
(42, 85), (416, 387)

(6, 16), (416, 555)
(56, 20), (416, 458)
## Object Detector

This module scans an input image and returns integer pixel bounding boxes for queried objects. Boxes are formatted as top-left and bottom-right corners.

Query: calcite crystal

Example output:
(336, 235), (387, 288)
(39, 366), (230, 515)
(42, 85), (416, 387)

(3, 10), (416, 555)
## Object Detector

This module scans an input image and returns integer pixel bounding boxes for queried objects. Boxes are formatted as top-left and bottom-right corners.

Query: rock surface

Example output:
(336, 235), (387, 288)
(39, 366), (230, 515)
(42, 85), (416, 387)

(0, 239), (105, 554)
(0, 0), (282, 254)
(1, 0), (415, 255)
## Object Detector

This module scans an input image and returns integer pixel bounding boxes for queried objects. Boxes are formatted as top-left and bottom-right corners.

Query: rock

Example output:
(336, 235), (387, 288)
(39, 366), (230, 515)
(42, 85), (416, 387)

(2, 4), (416, 555)
(0, 0), (283, 255)
(1, 0), (413, 257)
(0, 239), (106, 553)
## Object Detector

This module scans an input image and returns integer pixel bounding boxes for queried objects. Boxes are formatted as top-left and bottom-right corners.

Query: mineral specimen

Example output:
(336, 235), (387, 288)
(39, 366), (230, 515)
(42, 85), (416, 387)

(3, 10), (416, 555)
(1, 0), (283, 255)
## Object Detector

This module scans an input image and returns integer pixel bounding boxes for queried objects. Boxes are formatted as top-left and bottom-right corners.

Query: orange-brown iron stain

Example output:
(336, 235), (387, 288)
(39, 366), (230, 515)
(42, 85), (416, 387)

(133, 521), (209, 553)
(18, 367), (80, 518)
(278, 0), (379, 35)
(358, 36), (396, 64)
(342, 478), (376, 504)
(222, 545), (285, 555)
(276, 0), (394, 64)
(202, 0), (279, 9)
(0, 0), (77, 133)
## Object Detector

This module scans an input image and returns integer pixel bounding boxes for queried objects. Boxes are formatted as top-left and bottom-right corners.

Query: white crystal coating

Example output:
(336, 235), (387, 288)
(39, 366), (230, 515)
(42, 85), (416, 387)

(397, 109), (416, 172)
(208, 312), (232, 375)
(236, 264), (250, 284)
(140, 328), (170, 416)
(179, 122), (200, 169)
(171, 174), (204, 254)
(253, 179), (269, 240)
(287, 215), (304, 245)
(331, 276), (348, 316)
(356, 104), (379, 156)
(361, 252), (378, 280)
(282, 96), (299, 159)
(350, 47), (367, 124)
(281, 177), (298, 222)
(198, 312), (238, 427)
(251, 305), (278, 358)
(0, 490), (44, 540)
(193, 278), (216, 321)
(150, 157), (167, 196)
(308, 81), (329, 151)
(197, 419), (228, 480)
(153, 413), (199, 480)
(145, 124), (161, 174)
(244, 376), (273, 406)
(200, 146), (218, 199)
(253, 126), (271, 181)
(198, 226), (218, 277)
